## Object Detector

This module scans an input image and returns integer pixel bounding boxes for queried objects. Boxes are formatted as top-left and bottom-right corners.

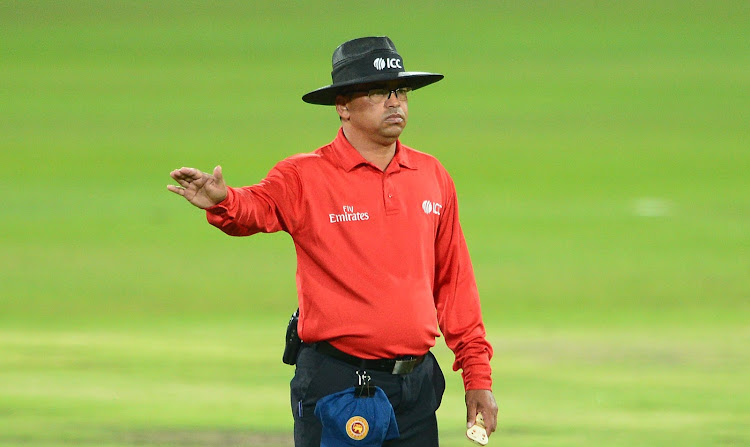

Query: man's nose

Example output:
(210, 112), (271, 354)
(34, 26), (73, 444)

(384, 89), (401, 106)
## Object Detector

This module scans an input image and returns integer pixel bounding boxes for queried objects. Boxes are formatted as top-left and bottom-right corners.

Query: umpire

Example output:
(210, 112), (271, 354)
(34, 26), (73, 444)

(168, 36), (498, 446)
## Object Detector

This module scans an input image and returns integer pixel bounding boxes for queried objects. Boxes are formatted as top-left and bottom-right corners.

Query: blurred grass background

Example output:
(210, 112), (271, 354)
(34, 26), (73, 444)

(1, 1), (748, 446)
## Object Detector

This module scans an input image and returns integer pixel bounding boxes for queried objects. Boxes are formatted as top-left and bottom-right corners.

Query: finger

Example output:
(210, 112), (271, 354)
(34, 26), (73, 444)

(170, 167), (201, 182)
(172, 176), (193, 188)
(482, 405), (498, 436)
(170, 167), (188, 179)
(170, 170), (190, 183)
(484, 410), (497, 436)
(466, 399), (478, 429)
(166, 184), (185, 196)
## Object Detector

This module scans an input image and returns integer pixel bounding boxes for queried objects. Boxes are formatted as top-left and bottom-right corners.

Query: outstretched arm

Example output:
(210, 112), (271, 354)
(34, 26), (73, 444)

(167, 165), (228, 209)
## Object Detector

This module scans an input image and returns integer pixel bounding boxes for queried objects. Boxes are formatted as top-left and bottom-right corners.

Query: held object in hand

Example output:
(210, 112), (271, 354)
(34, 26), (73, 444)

(466, 412), (488, 445)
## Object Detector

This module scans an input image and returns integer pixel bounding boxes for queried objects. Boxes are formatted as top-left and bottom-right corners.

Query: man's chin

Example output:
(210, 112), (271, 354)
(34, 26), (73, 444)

(381, 123), (406, 138)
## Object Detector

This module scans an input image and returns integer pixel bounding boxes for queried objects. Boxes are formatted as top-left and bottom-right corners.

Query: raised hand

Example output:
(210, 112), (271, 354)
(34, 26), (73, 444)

(167, 165), (228, 209)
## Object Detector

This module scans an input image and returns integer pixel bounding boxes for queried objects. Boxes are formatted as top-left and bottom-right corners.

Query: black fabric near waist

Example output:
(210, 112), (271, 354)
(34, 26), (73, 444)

(312, 341), (426, 375)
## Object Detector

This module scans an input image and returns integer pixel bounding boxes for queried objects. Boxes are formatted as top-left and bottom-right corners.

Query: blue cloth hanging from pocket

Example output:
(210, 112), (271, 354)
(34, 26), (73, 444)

(314, 386), (400, 446)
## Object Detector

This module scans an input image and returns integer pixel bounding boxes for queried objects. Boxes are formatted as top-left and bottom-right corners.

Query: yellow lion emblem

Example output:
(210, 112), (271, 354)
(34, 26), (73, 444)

(346, 416), (370, 440)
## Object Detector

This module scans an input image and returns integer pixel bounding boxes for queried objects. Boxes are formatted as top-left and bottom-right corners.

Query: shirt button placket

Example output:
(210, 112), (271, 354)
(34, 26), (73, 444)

(383, 174), (399, 215)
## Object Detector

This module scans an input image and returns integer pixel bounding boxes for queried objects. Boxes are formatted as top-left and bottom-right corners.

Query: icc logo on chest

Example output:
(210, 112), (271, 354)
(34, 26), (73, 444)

(422, 200), (442, 215)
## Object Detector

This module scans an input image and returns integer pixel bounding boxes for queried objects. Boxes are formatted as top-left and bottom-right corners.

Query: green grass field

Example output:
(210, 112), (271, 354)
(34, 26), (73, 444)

(1, 1), (748, 446)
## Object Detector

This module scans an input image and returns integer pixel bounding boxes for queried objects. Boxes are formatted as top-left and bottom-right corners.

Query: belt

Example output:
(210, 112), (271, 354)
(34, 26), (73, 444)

(313, 341), (426, 375)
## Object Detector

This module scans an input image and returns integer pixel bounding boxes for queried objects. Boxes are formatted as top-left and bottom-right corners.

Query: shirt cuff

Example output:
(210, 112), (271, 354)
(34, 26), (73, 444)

(205, 187), (234, 215)
(460, 360), (493, 391)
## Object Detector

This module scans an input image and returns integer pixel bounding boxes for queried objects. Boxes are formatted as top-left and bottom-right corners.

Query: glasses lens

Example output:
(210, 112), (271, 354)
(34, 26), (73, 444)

(395, 87), (411, 101)
(367, 89), (389, 103)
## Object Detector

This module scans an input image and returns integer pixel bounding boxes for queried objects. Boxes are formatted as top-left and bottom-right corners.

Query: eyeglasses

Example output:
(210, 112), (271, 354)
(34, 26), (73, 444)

(349, 87), (412, 103)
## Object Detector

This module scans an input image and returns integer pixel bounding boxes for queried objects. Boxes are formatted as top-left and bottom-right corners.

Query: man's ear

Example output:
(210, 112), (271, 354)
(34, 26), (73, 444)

(335, 95), (350, 120)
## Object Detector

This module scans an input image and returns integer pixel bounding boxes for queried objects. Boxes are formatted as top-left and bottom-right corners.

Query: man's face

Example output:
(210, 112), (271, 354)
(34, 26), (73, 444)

(336, 81), (410, 143)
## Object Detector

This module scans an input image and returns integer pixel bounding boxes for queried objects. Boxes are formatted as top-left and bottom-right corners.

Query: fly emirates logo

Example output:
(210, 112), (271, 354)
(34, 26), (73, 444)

(329, 205), (370, 224)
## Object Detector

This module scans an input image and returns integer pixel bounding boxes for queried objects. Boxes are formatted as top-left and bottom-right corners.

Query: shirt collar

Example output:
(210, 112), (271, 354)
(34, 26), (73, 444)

(331, 127), (417, 172)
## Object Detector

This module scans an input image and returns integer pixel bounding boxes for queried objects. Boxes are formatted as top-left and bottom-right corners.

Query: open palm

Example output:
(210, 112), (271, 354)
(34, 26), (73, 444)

(167, 165), (228, 209)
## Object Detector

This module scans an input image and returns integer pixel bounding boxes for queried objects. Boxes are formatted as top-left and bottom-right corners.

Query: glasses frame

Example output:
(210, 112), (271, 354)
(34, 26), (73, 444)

(345, 87), (412, 104)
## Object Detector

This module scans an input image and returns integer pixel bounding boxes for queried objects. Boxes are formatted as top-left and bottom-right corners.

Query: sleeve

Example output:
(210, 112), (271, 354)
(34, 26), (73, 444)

(433, 172), (494, 391)
(205, 159), (304, 236)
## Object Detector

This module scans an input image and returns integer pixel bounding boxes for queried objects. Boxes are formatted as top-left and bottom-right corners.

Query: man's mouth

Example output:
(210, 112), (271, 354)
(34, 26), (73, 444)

(384, 113), (404, 123)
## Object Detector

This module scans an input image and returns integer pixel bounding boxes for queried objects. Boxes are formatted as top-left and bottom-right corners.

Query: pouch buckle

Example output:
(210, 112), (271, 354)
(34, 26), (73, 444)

(391, 357), (418, 374)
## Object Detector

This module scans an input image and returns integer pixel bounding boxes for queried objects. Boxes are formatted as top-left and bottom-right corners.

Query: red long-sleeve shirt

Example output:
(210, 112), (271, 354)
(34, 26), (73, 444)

(206, 128), (493, 390)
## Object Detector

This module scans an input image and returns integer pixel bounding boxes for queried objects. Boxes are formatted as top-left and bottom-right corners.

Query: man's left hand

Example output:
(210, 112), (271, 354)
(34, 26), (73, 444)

(466, 389), (498, 436)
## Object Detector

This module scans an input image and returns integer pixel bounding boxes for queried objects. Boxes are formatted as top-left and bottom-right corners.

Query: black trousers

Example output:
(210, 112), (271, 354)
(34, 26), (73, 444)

(290, 344), (446, 446)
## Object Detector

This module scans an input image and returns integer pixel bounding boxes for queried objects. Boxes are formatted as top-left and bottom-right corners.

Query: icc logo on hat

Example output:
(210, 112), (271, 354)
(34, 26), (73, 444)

(346, 416), (370, 440)
(373, 57), (402, 71)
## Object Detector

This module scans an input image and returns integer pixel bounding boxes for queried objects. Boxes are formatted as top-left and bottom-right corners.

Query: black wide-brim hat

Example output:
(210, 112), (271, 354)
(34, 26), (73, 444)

(302, 36), (444, 106)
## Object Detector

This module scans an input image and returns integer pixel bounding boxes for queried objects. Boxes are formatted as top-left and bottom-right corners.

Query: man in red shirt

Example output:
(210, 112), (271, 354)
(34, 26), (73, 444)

(168, 36), (497, 446)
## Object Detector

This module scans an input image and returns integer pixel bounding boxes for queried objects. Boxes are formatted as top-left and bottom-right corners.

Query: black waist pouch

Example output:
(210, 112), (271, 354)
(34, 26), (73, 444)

(283, 308), (302, 365)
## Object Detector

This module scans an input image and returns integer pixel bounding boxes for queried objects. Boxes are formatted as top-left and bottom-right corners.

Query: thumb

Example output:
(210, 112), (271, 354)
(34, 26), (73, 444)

(213, 165), (225, 185)
(466, 399), (478, 429)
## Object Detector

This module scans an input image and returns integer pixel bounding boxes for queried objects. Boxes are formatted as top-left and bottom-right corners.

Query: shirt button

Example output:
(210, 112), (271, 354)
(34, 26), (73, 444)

(388, 194), (393, 198)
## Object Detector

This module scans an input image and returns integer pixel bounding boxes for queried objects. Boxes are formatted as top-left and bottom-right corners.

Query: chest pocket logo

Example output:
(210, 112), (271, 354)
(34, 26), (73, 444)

(421, 200), (442, 215)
